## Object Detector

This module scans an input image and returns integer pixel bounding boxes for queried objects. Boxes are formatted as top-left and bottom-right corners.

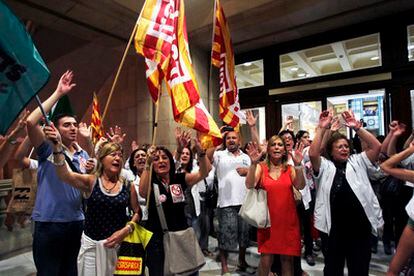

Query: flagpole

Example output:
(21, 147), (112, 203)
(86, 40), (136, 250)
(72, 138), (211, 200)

(101, 2), (147, 123)
(208, 0), (218, 112)
(145, 86), (162, 209)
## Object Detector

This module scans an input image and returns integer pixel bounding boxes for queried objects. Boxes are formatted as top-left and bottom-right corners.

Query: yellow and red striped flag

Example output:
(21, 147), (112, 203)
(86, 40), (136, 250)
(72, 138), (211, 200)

(135, 0), (222, 148)
(91, 92), (104, 144)
(211, 0), (246, 129)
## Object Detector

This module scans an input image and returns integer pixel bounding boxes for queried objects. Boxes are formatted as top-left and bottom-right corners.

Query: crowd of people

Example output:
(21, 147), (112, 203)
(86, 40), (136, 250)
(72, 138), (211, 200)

(1, 70), (414, 276)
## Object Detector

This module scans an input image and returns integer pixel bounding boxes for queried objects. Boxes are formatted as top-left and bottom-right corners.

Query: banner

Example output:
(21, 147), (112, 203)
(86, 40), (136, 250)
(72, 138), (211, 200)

(135, 0), (222, 148)
(0, 0), (50, 135)
(91, 92), (104, 144)
(211, 0), (245, 128)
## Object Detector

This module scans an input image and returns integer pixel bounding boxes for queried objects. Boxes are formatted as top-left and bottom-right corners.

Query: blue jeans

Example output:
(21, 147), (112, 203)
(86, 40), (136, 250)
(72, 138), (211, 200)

(33, 221), (83, 276)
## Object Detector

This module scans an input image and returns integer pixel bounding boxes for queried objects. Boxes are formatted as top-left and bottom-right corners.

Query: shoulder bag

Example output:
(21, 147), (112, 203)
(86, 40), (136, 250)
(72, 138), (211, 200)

(238, 164), (271, 228)
(153, 184), (205, 275)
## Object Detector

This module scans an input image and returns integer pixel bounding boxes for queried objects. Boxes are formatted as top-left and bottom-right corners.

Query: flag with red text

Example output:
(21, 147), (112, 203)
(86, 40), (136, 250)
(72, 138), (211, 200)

(211, 0), (245, 128)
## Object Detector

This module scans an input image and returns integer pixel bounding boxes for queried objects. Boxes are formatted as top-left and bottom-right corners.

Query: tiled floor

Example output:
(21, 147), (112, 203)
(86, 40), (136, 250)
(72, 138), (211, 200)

(0, 237), (392, 276)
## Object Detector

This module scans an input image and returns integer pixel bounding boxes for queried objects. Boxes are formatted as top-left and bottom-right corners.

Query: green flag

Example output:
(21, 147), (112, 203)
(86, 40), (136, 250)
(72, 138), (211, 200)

(0, 0), (50, 135)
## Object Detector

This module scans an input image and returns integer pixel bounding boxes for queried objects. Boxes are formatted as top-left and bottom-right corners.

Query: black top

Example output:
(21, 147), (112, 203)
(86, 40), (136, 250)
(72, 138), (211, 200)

(84, 178), (129, 241)
(330, 161), (371, 237)
(146, 173), (189, 234)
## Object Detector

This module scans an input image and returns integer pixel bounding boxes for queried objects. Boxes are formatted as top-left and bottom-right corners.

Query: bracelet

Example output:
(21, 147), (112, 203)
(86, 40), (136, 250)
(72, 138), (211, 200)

(198, 151), (206, 158)
(294, 165), (303, 170)
(126, 221), (135, 233)
(125, 224), (133, 234)
(353, 127), (361, 132)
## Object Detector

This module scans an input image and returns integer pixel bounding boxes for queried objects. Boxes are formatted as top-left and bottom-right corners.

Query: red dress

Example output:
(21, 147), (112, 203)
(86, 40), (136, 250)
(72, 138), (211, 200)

(257, 163), (301, 256)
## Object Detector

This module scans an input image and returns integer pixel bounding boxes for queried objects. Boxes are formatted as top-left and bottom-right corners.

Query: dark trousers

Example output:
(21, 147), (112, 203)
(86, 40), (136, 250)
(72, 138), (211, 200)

(320, 230), (371, 276)
(33, 221), (83, 276)
(198, 200), (213, 250)
(381, 185), (412, 247)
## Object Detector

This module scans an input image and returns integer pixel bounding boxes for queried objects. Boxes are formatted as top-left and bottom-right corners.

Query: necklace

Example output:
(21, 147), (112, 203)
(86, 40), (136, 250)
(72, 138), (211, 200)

(102, 179), (117, 193)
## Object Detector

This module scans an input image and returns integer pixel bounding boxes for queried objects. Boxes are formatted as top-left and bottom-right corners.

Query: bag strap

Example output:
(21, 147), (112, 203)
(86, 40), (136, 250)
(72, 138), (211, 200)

(153, 184), (169, 232)
(63, 153), (81, 173)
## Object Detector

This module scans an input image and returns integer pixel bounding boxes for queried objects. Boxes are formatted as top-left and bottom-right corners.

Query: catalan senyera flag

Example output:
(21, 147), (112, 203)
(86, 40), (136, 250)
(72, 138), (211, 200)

(211, 0), (246, 129)
(91, 93), (104, 144)
(135, 0), (222, 148)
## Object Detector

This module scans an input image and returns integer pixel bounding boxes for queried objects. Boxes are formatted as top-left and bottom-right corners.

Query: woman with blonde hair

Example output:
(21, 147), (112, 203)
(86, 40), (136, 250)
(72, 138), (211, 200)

(245, 135), (305, 276)
(44, 124), (140, 276)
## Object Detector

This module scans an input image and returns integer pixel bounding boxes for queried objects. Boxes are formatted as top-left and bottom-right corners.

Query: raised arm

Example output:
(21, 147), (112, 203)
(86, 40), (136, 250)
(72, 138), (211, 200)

(246, 110), (260, 145)
(173, 127), (191, 167)
(14, 135), (33, 169)
(381, 121), (397, 155)
(278, 115), (294, 134)
(77, 122), (94, 157)
(185, 137), (211, 186)
(44, 124), (93, 193)
(342, 110), (380, 163)
(387, 122), (406, 156)
(0, 111), (29, 168)
(26, 71), (76, 148)
(245, 142), (264, 188)
(309, 110), (332, 173)
(381, 142), (414, 183)
(139, 146), (155, 199)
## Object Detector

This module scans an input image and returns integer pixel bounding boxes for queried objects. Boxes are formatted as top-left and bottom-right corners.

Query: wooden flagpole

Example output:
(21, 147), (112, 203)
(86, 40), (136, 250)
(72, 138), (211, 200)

(145, 86), (162, 209)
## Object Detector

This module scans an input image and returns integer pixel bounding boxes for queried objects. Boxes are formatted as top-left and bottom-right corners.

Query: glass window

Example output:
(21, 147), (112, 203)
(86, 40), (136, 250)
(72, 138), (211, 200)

(235, 60), (264, 89)
(279, 33), (382, 82)
(241, 107), (266, 144)
(408, 25), (414, 61)
(281, 101), (322, 139)
(327, 89), (385, 138)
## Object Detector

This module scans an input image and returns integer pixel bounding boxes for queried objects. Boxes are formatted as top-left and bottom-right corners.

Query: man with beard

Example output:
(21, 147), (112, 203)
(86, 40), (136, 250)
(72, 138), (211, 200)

(26, 71), (90, 276)
(208, 128), (251, 275)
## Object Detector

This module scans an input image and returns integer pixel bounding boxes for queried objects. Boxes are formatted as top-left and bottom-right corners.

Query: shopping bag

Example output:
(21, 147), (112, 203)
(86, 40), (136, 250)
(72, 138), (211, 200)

(114, 222), (153, 276)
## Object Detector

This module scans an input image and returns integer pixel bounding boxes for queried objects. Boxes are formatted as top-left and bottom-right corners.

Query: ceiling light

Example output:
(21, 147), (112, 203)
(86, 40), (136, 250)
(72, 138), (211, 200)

(370, 56), (379, 61)
(243, 62), (252, 67)
(290, 67), (298, 72)
(408, 45), (414, 50)
(298, 73), (306, 77)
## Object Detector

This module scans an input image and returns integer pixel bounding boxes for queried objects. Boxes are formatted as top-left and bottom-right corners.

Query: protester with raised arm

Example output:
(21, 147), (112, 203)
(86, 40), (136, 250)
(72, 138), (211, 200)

(26, 71), (89, 276)
(309, 109), (383, 275)
(139, 133), (211, 276)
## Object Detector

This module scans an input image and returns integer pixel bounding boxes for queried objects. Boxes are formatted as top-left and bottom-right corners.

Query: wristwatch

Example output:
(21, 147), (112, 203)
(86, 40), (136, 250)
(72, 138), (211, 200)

(7, 138), (17, 145)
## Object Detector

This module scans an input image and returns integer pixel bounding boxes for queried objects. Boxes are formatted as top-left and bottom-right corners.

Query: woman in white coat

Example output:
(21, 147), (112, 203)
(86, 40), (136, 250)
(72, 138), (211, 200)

(309, 109), (383, 276)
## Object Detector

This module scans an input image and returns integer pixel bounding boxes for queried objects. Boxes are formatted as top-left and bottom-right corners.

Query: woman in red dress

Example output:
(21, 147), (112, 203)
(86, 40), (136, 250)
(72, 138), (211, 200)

(246, 135), (306, 276)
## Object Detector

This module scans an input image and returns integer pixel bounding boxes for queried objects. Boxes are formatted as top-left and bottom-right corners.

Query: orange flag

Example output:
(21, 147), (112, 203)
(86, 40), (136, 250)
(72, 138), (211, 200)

(135, 0), (222, 148)
(211, 0), (246, 129)
(91, 92), (104, 144)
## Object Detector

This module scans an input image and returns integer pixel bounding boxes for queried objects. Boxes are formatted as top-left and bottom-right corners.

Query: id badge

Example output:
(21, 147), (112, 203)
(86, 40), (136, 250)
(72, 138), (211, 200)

(170, 184), (185, 203)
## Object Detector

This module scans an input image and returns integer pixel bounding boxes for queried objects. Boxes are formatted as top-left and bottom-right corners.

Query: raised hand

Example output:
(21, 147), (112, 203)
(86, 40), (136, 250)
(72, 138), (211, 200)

(56, 70), (76, 96)
(106, 126), (126, 144)
(131, 140), (139, 151)
(78, 122), (91, 139)
(285, 116), (294, 130)
(7, 110), (29, 141)
(246, 110), (258, 127)
(330, 115), (341, 132)
(318, 110), (333, 129)
(146, 145), (157, 165)
(342, 110), (361, 130)
(246, 142), (265, 164)
(193, 135), (203, 154)
(291, 142), (304, 166)
(393, 122), (406, 137)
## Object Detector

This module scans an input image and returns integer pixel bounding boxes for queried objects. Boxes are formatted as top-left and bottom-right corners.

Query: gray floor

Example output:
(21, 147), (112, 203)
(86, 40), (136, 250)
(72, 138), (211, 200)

(0, 222), (391, 276)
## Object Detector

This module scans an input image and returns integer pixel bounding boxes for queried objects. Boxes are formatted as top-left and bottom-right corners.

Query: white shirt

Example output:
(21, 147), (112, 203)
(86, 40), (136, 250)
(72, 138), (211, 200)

(132, 174), (148, 221)
(213, 149), (251, 208)
(300, 147), (313, 210)
(313, 152), (383, 235)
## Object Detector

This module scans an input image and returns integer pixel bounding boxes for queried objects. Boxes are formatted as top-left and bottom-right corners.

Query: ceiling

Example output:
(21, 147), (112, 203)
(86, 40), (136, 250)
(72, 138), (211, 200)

(6, 0), (414, 55)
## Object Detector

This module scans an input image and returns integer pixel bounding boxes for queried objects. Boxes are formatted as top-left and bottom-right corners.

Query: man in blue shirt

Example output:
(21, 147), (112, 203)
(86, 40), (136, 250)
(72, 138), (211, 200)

(26, 71), (90, 276)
